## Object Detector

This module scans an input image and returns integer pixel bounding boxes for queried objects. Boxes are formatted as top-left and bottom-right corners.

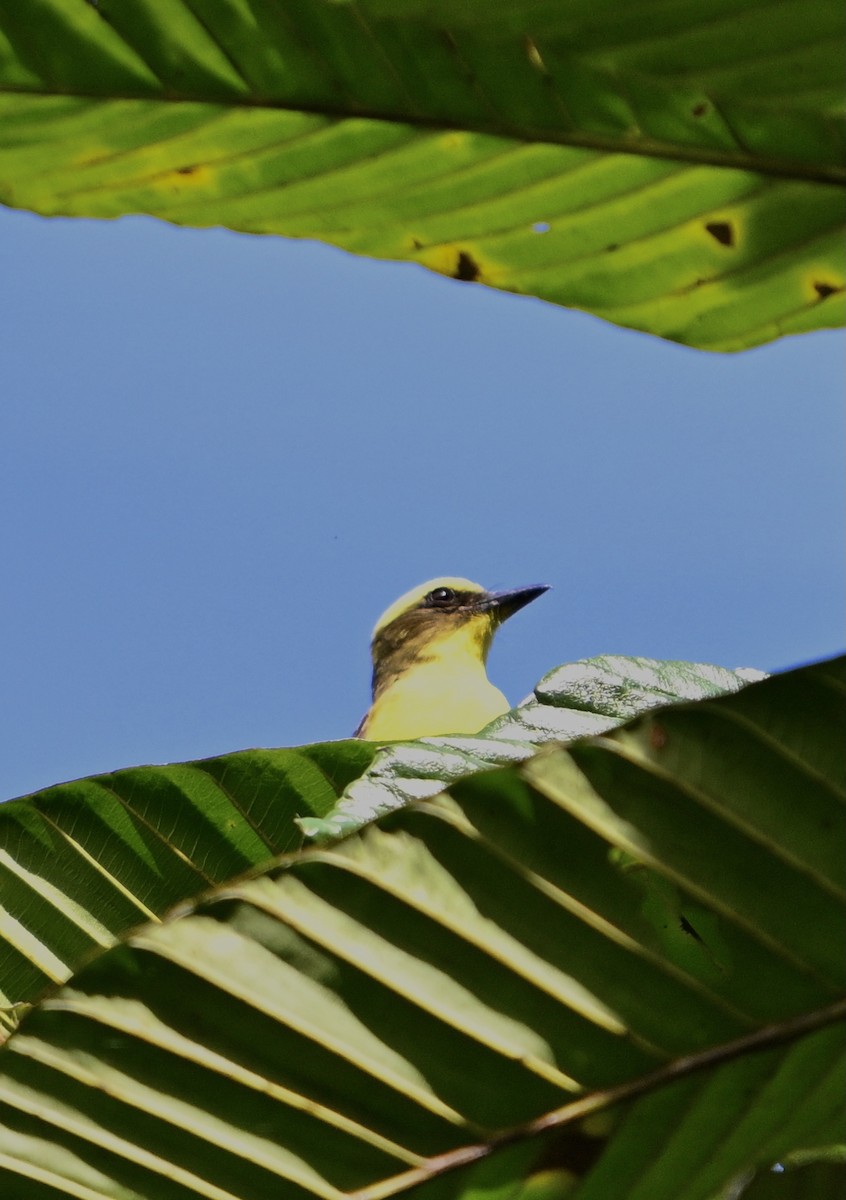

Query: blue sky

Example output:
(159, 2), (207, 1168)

(1, 206), (843, 802)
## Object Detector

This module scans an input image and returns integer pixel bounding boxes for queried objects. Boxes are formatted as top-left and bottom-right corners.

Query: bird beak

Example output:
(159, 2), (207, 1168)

(479, 584), (550, 621)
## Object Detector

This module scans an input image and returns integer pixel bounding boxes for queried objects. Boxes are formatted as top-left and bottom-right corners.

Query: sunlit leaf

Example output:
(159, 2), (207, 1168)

(1, 0), (843, 349)
(0, 655), (842, 1198)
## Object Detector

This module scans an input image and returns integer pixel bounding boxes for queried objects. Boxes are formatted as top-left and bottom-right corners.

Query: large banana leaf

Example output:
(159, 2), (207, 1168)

(1, 0), (843, 350)
(311, 656), (766, 838)
(0, 655), (842, 1197)
(0, 656), (760, 1012)
(0, 741), (376, 1011)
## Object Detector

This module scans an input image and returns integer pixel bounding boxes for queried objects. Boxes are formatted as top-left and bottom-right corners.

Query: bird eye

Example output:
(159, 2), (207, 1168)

(426, 586), (456, 606)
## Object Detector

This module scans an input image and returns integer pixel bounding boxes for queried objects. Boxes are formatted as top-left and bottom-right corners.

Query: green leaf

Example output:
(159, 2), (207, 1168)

(0, 0), (843, 349)
(0, 655), (842, 1198)
(309, 656), (765, 838)
(730, 1159), (846, 1200)
(0, 656), (757, 1005)
(0, 741), (376, 1009)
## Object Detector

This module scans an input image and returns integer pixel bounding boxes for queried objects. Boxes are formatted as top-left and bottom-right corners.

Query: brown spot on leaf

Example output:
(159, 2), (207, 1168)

(649, 722), (667, 750)
(691, 101), (709, 118)
(606, 243), (619, 252)
(176, 166), (195, 175)
(705, 221), (735, 247)
(454, 251), (480, 282)
(813, 280), (841, 300)
(411, 237), (423, 250)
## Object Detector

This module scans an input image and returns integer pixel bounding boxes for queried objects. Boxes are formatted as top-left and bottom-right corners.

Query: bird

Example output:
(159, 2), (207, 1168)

(355, 577), (549, 741)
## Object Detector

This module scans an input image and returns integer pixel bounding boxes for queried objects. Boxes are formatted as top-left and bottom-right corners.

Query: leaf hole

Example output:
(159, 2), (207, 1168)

(454, 251), (480, 282)
(532, 222), (550, 234)
(705, 221), (735, 248)
(813, 280), (841, 300)
(680, 915), (704, 943)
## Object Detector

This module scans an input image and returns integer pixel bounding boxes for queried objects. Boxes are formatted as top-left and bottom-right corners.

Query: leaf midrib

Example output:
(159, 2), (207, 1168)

(1, 81), (844, 187)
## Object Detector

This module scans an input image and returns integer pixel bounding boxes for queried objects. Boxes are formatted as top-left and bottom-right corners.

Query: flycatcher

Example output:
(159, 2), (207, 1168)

(355, 577), (548, 740)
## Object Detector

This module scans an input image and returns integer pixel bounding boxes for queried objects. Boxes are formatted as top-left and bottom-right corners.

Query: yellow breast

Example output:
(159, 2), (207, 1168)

(360, 660), (510, 740)
(360, 619), (509, 740)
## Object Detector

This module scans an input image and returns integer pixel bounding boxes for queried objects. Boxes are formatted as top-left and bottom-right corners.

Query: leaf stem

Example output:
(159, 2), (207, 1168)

(351, 997), (846, 1198)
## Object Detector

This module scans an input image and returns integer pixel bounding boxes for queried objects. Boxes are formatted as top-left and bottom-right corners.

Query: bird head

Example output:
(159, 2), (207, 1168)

(370, 577), (549, 693)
